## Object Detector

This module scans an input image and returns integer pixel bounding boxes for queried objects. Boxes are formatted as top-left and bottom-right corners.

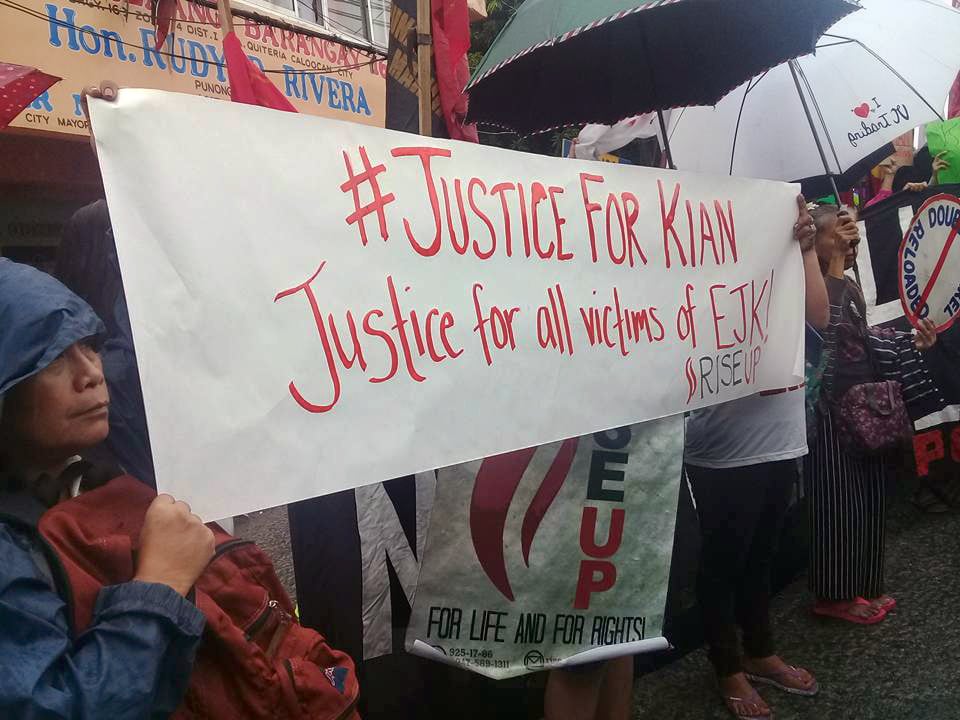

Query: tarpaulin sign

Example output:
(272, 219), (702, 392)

(90, 90), (804, 520)
(405, 416), (682, 679)
(899, 193), (960, 332)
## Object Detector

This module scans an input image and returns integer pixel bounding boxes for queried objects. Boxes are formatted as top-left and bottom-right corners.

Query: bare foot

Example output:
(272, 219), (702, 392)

(718, 672), (771, 718)
(867, 595), (896, 611)
(743, 655), (816, 693)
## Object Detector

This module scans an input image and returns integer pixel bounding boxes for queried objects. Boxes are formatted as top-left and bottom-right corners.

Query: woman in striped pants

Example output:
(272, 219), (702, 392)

(806, 205), (943, 624)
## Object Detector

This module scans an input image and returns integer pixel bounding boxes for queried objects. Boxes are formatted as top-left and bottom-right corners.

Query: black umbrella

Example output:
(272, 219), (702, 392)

(468, 0), (859, 167)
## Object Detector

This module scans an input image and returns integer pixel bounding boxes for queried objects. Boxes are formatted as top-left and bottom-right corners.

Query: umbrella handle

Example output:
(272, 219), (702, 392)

(788, 59), (836, 195)
(657, 110), (675, 170)
(637, 19), (675, 170)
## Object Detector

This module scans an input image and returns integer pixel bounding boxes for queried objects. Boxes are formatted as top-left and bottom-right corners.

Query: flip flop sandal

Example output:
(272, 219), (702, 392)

(812, 598), (886, 625)
(745, 666), (819, 697)
(723, 690), (773, 720)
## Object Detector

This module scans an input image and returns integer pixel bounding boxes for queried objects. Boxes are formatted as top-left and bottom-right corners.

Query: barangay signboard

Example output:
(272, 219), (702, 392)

(0, 0), (386, 136)
(899, 193), (960, 332)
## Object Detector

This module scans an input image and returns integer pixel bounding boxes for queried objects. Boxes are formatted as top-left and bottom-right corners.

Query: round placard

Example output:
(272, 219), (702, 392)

(898, 193), (960, 332)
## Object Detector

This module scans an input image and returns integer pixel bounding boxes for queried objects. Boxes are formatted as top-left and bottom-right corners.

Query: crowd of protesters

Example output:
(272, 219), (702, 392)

(683, 159), (956, 720)
(0, 80), (957, 720)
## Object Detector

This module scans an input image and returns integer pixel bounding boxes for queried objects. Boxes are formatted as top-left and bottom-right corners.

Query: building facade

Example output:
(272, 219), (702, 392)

(0, 0), (388, 266)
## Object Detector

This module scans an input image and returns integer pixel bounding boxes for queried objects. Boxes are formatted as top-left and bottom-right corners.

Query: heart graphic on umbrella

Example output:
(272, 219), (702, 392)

(853, 103), (871, 118)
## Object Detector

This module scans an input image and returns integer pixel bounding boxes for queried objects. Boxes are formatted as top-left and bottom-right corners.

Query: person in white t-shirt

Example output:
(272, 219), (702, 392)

(684, 196), (827, 720)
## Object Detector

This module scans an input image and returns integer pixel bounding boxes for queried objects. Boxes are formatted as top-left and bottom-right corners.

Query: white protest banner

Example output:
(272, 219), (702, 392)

(406, 416), (682, 679)
(90, 90), (804, 520)
(899, 193), (960, 331)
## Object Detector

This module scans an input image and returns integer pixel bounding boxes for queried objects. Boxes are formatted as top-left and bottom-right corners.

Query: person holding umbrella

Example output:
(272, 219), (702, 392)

(806, 205), (944, 624)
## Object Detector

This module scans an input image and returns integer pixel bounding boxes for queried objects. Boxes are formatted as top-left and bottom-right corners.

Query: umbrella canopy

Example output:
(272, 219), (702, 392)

(467, 0), (858, 135)
(666, 0), (960, 185)
(0, 62), (61, 130)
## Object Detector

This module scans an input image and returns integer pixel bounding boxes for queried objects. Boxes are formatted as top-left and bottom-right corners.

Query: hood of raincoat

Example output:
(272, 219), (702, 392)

(0, 258), (105, 397)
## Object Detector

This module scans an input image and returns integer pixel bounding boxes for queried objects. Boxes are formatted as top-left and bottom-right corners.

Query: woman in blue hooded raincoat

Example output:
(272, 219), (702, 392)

(0, 258), (214, 718)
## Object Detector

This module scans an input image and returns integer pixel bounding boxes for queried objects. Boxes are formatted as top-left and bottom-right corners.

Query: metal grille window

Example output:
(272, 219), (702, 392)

(246, 0), (389, 51)
(326, 0), (368, 38)
(367, 0), (389, 48)
(259, 0), (296, 13)
(296, 0), (323, 23)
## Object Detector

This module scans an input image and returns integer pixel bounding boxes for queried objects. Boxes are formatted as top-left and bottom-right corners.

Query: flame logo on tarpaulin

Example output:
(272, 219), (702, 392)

(469, 438), (579, 601)
(684, 356), (697, 403)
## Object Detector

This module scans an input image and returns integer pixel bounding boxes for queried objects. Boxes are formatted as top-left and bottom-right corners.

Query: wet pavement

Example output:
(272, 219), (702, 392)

(631, 484), (960, 719)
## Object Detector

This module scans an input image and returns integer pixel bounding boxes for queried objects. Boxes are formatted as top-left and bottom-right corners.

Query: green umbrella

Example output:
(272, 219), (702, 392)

(468, 0), (859, 163)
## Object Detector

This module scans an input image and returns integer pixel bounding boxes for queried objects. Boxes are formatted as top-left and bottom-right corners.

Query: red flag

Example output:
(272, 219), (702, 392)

(949, 69), (960, 119)
(223, 32), (297, 112)
(152, 0), (177, 50)
(431, 0), (478, 142)
(0, 63), (60, 130)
